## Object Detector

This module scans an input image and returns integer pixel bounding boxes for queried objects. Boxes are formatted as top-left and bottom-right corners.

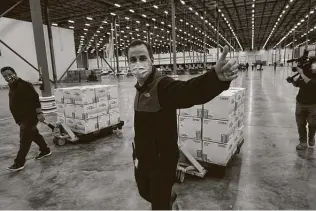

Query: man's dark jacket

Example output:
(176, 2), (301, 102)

(9, 78), (41, 125)
(293, 73), (316, 104)
(133, 67), (231, 171)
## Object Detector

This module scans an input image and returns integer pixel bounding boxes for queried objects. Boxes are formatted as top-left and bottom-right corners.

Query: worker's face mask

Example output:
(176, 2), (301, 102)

(128, 45), (153, 84)
(2, 70), (18, 84)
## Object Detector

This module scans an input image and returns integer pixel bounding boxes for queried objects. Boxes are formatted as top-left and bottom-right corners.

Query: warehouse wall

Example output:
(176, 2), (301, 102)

(0, 17), (77, 86)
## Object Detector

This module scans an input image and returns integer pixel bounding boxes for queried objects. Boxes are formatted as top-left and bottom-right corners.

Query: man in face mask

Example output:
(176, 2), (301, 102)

(1, 66), (51, 171)
(293, 57), (316, 150)
(126, 40), (238, 210)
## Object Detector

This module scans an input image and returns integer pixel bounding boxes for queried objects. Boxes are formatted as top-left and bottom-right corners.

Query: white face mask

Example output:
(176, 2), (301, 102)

(130, 61), (152, 83)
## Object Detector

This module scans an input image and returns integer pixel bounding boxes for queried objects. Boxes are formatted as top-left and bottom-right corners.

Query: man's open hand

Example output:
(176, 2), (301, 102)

(214, 45), (239, 81)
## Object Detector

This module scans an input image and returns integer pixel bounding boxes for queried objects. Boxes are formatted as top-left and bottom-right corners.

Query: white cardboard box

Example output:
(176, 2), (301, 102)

(96, 101), (109, 116)
(108, 85), (118, 99)
(202, 117), (236, 142)
(65, 104), (76, 119)
(62, 88), (74, 104)
(236, 104), (245, 127)
(98, 114), (110, 129)
(108, 99), (119, 110)
(65, 118), (76, 130)
(178, 116), (202, 139)
(75, 103), (98, 120)
(71, 87), (96, 105)
(203, 90), (237, 120)
(237, 125), (244, 144)
(95, 85), (109, 98)
(229, 87), (246, 107)
(54, 89), (64, 104)
(109, 112), (120, 125)
(56, 113), (65, 124)
(56, 103), (65, 114)
(75, 118), (98, 134)
(202, 133), (238, 166)
(178, 138), (203, 160)
(179, 105), (203, 118)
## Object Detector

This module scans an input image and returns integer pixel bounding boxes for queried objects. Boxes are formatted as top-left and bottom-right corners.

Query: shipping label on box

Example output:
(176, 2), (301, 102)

(54, 89), (64, 104)
(179, 105), (203, 118)
(98, 114), (110, 129)
(178, 116), (202, 139)
(109, 112), (120, 125)
(75, 104), (98, 120)
(178, 138), (203, 159)
(65, 104), (76, 119)
(66, 118), (76, 130)
(109, 107), (120, 114)
(72, 87), (96, 105)
(202, 118), (235, 142)
(108, 85), (118, 100)
(56, 103), (65, 114)
(75, 118), (98, 134)
(56, 113), (65, 124)
(97, 101), (109, 116)
(109, 99), (119, 110)
(202, 140), (236, 166)
(203, 90), (236, 120)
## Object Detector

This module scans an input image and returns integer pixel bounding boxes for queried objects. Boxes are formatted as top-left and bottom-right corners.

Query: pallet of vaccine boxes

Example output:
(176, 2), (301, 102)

(54, 85), (120, 134)
(177, 87), (245, 166)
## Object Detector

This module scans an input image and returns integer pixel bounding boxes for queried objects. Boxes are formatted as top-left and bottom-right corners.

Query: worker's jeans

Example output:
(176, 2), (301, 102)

(134, 161), (177, 210)
(295, 102), (316, 143)
(14, 120), (49, 166)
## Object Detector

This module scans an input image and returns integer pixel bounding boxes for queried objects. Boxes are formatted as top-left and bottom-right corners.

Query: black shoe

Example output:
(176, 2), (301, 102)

(35, 150), (51, 160)
(309, 138), (315, 146)
(7, 163), (24, 171)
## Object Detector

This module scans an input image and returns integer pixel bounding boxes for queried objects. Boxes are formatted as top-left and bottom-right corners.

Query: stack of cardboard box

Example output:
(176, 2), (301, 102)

(177, 87), (245, 166)
(54, 85), (120, 134)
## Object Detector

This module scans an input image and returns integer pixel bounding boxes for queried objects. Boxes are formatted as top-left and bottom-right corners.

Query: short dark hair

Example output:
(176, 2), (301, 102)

(126, 40), (154, 60)
(1, 66), (16, 75)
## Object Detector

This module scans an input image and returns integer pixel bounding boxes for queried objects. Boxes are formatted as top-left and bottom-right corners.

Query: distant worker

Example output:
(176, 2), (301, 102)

(274, 62), (277, 71)
(126, 40), (238, 210)
(246, 62), (249, 71)
(1, 67), (51, 172)
(259, 63), (263, 70)
(252, 63), (255, 71)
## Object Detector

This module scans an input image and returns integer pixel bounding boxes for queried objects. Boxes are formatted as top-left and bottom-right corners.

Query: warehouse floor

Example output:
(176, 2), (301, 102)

(0, 66), (315, 209)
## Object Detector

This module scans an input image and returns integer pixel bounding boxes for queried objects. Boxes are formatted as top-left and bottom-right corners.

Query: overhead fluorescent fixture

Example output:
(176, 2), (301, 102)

(114, 3), (120, 7)
(52, 23), (58, 26)
(86, 17), (93, 20)
(130, 9), (135, 13)
(153, 5), (158, 9)
(110, 13), (116, 16)
(68, 20), (74, 23)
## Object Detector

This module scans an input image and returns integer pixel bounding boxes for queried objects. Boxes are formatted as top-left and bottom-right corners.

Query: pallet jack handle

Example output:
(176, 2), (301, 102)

(42, 120), (55, 131)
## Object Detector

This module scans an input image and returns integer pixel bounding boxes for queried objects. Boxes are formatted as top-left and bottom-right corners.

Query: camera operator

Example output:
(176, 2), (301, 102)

(292, 62), (316, 150)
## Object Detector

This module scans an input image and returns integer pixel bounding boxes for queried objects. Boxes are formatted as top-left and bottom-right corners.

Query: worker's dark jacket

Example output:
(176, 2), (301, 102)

(133, 67), (231, 171)
(293, 73), (316, 104)
(8, 78), (41, 125)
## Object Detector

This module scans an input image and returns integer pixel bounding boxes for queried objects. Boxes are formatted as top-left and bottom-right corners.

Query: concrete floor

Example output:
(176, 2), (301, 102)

(0, 66), (315, 209)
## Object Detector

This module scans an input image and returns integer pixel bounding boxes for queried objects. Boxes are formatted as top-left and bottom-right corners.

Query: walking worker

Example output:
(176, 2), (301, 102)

(126, 40), (239, 210)
(1, 66), (51, 172)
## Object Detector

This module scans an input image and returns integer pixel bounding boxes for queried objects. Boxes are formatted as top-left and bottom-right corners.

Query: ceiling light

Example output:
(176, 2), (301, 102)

(52, 23), (58, 26)
(129, 9), (135, 13)
(125, 17), (130, 20)
(111, 13), (116, 16)
(161, 22), (165, 24)
(100, 26), (103, 29)
(152, 18), (156, 21)
(68, 20), (74, 23)
(180, 0), (185, 5)
(142, 14), (147, 17)
(153, 5), (158, 9)
(189, 7), (193, 11)
(146, 23), (150, 26)
(84, 28), (88, 31)
(85, 23), (90, 26)
(103, 20), (108, 24)
(114, 3), (120, 7)
(164, 11), (168, 14)
(69, 26), (74, 29)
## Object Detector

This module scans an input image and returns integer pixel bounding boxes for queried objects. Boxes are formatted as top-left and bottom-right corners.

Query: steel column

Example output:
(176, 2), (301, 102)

(292, 30), (295, 59)
(0, 0), (24, 19)
(86, 52), (89, 69)
(171, 0), (177, 75)
(44, 0), (57, 88)
(203, 0), (206, 69)
(114, 18), (119, 75)
(95, 38), (100, 69)
(29, 0), (52, 96)
(216, 0), (219, 60)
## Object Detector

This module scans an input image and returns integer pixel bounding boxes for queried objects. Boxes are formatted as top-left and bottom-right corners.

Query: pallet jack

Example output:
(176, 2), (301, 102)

(42, 121), (78, 146)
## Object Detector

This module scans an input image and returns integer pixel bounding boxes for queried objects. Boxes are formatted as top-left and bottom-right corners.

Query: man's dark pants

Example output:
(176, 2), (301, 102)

(15, 120), (49, 166)
(134, 161), (177, 210)
(295, 102), (316, 143)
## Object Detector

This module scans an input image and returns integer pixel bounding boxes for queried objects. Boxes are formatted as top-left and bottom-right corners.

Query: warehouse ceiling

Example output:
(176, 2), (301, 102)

(1, 0), (316, 56)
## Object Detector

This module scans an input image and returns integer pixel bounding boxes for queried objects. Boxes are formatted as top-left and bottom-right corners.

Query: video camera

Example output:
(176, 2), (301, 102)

(286, 50), (316, 83)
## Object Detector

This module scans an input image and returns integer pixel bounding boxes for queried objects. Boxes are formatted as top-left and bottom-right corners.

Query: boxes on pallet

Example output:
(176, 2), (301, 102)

(178, 137), (203, 160)
(178, 116), (202, 139)
(179, 105), (203, 118)
(109, 107), (120, 125)
(98, 114), (110, 129)
(203, 90), (237, 120)
(75, 118), (99, 134)
(202, 130), (239, 166)
(236, 104), (245, 127)
(202, 116), (237, 143)
(54, 89), (64, 104)
(109, 98), (119, 110)
(65, 118), (76, 130)
(56, 113), (65, 124)
(75, 103), (98, 120)
(237, 125), (244, 144)
(229, 87), (246, 107)
(71, 87), (96, 105)
(63, 88), (73, 104)
(96, 101), (109, 116)
(56, 103), (65, 114)
(65, 104), (76, 119)
(108, 85), (118, 99)
(95, 85), (109, 102)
